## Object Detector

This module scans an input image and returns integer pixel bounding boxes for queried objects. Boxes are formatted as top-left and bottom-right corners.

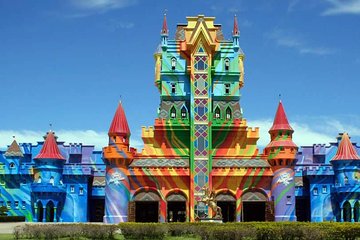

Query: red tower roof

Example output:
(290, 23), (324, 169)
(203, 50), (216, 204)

(332, 133), (360, 161)
(34, 131), (65, 160)
(161, 13), (168, 35)
(233, 15), (239, 36)
(269, 101), (293, 132)
(108, 102), (131, 137)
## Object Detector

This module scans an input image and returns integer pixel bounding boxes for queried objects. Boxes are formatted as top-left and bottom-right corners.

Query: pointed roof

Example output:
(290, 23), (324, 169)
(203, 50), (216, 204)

(4, 139), (24, 157)
(269, 101), (293, 132)
(108, 101), (131, 137)
(161, 13), (168, 35)
(233, 15), (239, 36)
(34, 131), (65, 160)
(332, 133), (360, 161)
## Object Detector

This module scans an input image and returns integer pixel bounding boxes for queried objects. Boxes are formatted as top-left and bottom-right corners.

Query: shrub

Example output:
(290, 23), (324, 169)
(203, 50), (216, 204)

(119, 223), (168, 240)
(0, 216), (25, 222)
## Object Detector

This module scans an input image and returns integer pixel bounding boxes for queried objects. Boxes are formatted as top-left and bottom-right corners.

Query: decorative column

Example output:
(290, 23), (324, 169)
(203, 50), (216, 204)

(54, 207), (57, 222)
(340, 208), (344, 222)
(42, 206), (46, 222)
(34, 205), (38, 222)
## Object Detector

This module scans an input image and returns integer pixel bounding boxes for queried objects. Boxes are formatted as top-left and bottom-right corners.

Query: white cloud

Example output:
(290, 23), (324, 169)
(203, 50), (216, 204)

(0, 130), (143, 151)
(70, 0), (137, 11)
(267, 28), (335, 56)
(322, 0), (360, 16)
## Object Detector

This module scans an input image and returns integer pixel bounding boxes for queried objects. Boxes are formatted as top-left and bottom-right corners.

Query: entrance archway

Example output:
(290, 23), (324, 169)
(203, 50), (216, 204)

(166, 193), (186, 222)
(242, 190), (267, 222)
(216, 193), (236, 222)
(134, 191), (160, 222)
(343, 201), (351, 222)
(37, 201), (43, 222)
(354, 201), (360, 222)
(46, 201), (55, 222)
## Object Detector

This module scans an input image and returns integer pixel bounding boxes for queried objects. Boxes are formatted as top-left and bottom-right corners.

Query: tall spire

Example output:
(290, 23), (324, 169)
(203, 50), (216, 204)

(269, 101), (293, 132)
(161, 13), (168, 35)
(233, 14), (239, 36)
(34, 131), (65, 160)
(332, 133), (360, 161)
(108, 101), (131, 137)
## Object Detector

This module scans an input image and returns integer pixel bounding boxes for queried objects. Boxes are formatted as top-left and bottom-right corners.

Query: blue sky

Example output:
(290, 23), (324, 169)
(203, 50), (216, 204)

(0, 0), (360, 150)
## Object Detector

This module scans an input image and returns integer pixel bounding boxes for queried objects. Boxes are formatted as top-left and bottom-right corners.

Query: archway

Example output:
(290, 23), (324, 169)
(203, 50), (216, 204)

(216, 193), (236, 222)
(166, 193), (186, 222)
(354, 201), (360, 222)
(241, 190), (267, 222)
(46, 201), (55, 222)
(37, 201), (43, 222)
(343, 201), (351, 222)
(134, 191), (160, 222)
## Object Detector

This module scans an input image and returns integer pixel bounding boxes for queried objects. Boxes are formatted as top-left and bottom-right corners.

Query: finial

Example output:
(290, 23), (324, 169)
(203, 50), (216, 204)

(279, 94), (282, 102)
(233, 14), (239, 36)
(119, 95), (122, 104)
(49, 123), (53, 132)
(161, 10), (168, 35)
(12, 135), (15, 139)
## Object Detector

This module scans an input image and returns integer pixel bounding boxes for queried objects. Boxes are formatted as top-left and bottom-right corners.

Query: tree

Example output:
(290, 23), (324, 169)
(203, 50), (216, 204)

(0, 206), (8, 216)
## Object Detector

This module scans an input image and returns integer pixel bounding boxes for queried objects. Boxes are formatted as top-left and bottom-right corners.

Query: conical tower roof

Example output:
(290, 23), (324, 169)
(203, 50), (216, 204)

(4, 139), (23, 157)
(332, 133), (360, 161)
(34, 131), (65, 160)
(233, 15), (239, 36)
(161, 13), (168, 35)
(269, 101), (293, 132)
(108, 102), (131, 137)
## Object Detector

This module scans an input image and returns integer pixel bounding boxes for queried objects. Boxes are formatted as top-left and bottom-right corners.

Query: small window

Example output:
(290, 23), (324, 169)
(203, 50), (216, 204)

(286, 196), (291, 205)
(214, 107), (220, 119)
(225, 83), (230, 94)
(37, 176), (42, 183)
(170, 107), (176, 119)
(15, 201), (19, 209)
(313, 187), (318, 195)
(49, 176), (54, 186)
(9, 162), (15, 168)
(79, 187), (84, 195)
(171, 57), (176, 70)
(322, 185), (327, 194)
(22, 201), (26, 210)
(7, 201), (11, 209)
(181, 106), (187, 119)
(171, 83), (176, 94)
(226, 107), (232, 120)
(279, 159), (283, 165)
(70, 185), (75, 193)
(224, 58), (230, 71)
(345, 176), (349, 184)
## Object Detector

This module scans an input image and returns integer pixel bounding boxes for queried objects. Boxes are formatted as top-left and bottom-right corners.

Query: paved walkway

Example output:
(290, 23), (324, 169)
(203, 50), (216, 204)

(0, 222), (26, 234)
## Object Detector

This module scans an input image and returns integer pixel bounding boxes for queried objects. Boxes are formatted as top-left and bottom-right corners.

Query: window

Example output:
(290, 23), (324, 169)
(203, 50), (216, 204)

(22, 201), (26, 210)
(313, 187), (318, 195)
(181, 106), (187, 119)
(278, 159), (283, 165)
(7, 201), (11, 209)
(171, 57), (176, 70)
(49, 176), (54, 186)
(37, 176), (42, 183)
(226, 107), (232, 120)
(9, 162), (15, 168)
(214, 107), (220, 119)
(224, 58), (230, 71)
(70, 185), (75, 193)
(79, 187), (84, 195)
(170, 107), (176, 119)
(322, 185), (327, 193)
(225, 83), (230, 94)
(345, 176), (349, 184)
(286, 196), (292, 205)
(171, 83), (176, 94)
(15, 201), (19, 209)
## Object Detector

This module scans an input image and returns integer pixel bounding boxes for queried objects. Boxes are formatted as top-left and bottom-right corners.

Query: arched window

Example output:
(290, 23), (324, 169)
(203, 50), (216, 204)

(171, 57), (177, 70)
(224, 58), (230, 71)
(226, 107), (232, 120)
(345, 176), (349, 184)
(9, 162), (15, 168)
(214, 107), (220, 119)
(171, 83), (176, 94)
(37, 176), (42, 183)
(225, 83), (230, 94)
(181, 106), (187, 119)
(49, 176), (54, 186)
(170, 106), (176, 119)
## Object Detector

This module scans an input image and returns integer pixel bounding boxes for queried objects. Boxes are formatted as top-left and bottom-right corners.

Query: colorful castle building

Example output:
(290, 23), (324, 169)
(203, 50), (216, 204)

(1, 15), (360, 223)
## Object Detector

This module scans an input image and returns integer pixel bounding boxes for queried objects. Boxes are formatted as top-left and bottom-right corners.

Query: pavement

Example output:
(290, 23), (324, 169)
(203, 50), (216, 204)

(0, 222), (26, 234)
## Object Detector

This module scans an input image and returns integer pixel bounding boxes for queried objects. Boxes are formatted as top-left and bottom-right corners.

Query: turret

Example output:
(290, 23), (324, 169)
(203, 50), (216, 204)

(232, 15), (240, 51)
(4, 138), (23, 174)
(108, 101), (131, 150)
(161, 13), (168, 50)
(265, 100), (298, 221)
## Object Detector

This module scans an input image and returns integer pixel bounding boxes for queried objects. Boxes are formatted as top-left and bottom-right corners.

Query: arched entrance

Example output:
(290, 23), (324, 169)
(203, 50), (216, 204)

(354, 201), (360, 222)
(46, 201), (55, 222)
(216, 193), (236, 222)
(166, 193), (186, 222)
(134, 191), (160, 222)
(241, 190), (267, 222)
(37, 201), (43, 222)
(343, 201), (351, 222)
